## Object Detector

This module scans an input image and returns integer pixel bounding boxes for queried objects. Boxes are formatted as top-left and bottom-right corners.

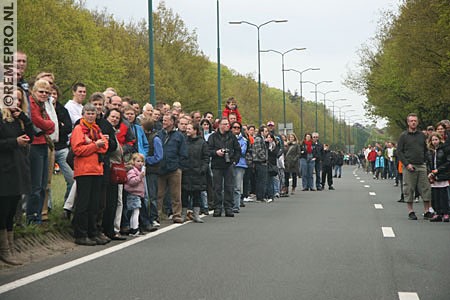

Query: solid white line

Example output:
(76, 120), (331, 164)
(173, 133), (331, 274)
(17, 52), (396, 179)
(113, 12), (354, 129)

(360, 180), (365, 183)
(0, 222), (189, 295)
(398, 292), (420, 300)
(382, 227), (396, 238)
(369, 192), (376, 196)
(374, 204), (384, 209)
(364, 185), (370, 188)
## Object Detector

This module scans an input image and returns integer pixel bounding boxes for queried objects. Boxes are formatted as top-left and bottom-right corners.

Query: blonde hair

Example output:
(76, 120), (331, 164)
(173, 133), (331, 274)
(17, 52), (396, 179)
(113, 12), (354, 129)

(129, 153), (145, 166)
(32, 79), (51, 93)
(427, 132), (443, 150)
(35, 72), (55, 82)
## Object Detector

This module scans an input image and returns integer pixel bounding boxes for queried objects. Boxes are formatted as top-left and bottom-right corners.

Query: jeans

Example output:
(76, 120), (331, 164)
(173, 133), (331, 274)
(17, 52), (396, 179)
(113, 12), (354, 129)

(315, 160), (322, 189)
(233, 167), (245, 211)
(54, 147), (74, 202)
(300, 157), (314, 190)
(212, 166), (234, 211)
(146, 172), (159, 223)
(254, 163), (268, 200)
(27, 144), (49, 224)
(334, 165), (342, 177)
(266, 175), (276, 198)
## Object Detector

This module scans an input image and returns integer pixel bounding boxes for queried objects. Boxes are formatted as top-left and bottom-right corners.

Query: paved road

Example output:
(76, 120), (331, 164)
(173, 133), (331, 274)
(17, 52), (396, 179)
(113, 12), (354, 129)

(1, 166), (449, 300)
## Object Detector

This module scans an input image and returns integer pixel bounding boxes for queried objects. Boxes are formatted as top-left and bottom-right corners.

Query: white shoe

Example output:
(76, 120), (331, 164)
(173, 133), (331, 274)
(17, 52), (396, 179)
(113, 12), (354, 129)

(152, 221), (161, 228)
(243, 197), (254, 202)
(275, 193), (280, 198)
(266, 198), (273, 203)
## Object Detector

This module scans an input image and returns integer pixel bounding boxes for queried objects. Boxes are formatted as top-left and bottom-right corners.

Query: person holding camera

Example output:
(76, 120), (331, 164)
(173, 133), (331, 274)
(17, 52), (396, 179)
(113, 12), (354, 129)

(208, 118), (241, 217)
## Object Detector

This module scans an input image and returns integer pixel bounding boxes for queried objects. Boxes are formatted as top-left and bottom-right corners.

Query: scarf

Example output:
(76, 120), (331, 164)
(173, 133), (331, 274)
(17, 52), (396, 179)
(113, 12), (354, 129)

(80, 118), (101, 141)
(304, 140), (312, 154)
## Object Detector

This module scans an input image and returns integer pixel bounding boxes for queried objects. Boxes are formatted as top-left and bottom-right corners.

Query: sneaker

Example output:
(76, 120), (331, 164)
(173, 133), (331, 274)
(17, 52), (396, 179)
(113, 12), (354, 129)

(443, 214), (449, 222)
(430, 215), (442, 222)
(75, 237), (96, 246)
(329, 186), (335, 190)
(423, 211), (434, 220)
(397, 198), (405, 203)
(129, 228), (140, 236)
(152, 220), (161, 228)
(266, 198), (273, 203)
(233, 209), (239, 213)
(408, 211), (418, 220)
(275, 193), (280, 198)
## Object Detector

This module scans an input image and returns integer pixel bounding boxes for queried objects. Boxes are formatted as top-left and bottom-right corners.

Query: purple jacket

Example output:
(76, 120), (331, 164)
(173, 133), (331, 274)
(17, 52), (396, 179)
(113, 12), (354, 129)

(124, 167), (145, 198)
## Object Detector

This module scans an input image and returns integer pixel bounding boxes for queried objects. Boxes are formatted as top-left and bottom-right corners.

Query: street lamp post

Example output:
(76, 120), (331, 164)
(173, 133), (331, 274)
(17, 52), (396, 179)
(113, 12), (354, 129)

(148, 0), (156, 105)
(341, 110), (355, 151)
(316, 90), (339, 143)
(346, 115), (360, 153)
(285, 68), (320, 137)
(216, 0), (222, 118)
(303, 80), (332, 132)
(260, 48), (306, 133)
(329, 100), (348, 146)
(229, 19), (288, 125)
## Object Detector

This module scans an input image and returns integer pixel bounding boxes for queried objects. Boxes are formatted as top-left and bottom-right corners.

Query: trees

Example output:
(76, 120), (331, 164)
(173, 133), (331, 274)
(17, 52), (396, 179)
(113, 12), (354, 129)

(346, 0), (450, 132)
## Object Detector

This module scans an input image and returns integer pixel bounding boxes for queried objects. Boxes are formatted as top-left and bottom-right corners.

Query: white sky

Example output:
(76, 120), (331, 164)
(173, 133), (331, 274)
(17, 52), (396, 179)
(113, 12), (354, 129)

(84, 0), (400, 127)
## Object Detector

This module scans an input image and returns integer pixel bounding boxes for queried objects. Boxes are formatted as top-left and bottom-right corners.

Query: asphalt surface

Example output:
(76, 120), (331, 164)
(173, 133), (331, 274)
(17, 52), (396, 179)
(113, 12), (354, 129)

(1, 165), (449, 300)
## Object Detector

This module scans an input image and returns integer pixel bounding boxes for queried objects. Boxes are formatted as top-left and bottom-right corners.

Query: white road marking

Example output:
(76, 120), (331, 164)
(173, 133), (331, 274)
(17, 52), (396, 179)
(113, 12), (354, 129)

(364, 185), (370, 188)
(398, 292), (420, 300)
(382, 227), (396, 238)
(374, 204), (384, 209)
(369, 192), (376, 196)
(0, 220), (195, 295)
(360, 180), (365, 183)
(356, 177), (360, 180)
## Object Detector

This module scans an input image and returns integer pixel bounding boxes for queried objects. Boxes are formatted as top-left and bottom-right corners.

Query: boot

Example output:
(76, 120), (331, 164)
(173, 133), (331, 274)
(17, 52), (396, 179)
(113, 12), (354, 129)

(0, 230), (22, 265)
(192, 207), (204, 223)
(181, 208), (188, 222)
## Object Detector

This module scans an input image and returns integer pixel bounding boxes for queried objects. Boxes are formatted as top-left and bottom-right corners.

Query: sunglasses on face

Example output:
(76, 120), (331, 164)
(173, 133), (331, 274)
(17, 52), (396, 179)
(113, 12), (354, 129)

(37, 90), (50, 94)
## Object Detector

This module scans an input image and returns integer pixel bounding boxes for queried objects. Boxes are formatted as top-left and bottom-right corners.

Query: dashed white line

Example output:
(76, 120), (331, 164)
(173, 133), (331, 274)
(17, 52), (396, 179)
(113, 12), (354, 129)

(356, 177), (360, 180)
(374, 204), (384, 209)
(369, 192), (376, 196)
(382, 227), (396, 238)
(398, 292), (420, 300)
(360, 180), (365, 183)
(364, 185), (370, 188)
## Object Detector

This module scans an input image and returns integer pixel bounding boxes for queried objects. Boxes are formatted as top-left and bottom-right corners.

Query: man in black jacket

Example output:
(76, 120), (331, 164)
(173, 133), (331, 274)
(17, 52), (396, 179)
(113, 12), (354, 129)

(208, 118), (241, 217)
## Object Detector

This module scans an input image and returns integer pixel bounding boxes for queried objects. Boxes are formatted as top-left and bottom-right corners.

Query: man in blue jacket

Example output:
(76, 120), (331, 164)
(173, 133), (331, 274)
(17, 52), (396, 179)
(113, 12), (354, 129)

(156, 113), (188, 223)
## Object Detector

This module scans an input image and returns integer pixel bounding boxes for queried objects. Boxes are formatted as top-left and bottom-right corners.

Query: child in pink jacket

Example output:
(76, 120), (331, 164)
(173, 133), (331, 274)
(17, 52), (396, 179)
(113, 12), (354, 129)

(124, 153), (146, 236)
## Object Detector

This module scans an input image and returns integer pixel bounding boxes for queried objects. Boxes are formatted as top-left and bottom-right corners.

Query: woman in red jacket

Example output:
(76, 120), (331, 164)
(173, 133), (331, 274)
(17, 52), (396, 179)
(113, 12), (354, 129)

(70, 103), (108, 246)
(27, 80), (55, 225)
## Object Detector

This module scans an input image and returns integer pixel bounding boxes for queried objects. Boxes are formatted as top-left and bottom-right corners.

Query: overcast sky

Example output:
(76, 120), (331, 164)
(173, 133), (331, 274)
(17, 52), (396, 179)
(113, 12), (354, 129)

(85, 0), (400, 126)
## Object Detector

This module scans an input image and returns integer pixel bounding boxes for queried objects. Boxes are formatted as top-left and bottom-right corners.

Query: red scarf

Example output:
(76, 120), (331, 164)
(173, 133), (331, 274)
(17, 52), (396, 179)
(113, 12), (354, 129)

(304, 140), (313, 154)
(80, 118), (101, 141)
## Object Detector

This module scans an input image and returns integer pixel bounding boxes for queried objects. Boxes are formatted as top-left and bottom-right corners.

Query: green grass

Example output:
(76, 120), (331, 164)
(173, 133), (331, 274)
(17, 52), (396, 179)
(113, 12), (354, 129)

(15, 173), (72, 237)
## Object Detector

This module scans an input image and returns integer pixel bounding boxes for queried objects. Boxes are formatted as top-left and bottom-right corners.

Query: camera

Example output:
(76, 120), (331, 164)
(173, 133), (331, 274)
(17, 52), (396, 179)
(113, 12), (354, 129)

(223, 148), (231, 163)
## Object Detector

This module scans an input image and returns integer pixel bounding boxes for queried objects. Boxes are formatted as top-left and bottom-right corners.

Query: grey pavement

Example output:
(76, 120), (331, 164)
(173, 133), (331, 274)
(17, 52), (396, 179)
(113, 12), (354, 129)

(1, 165), (449, 300)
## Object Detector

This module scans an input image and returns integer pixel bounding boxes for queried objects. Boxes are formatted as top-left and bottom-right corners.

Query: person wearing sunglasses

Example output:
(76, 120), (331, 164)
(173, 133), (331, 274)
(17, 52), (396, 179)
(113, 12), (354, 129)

(27, 79), (55, 224)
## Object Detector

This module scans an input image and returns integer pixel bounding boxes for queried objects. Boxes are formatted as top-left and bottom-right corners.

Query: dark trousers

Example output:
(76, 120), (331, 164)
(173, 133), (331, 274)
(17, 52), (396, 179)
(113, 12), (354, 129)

(146, 172), (159, 223)
(315, 161), (322, 189)
(321, 166), (333, 188)
(73, 176), (101, 238)
(254, 163), (268, 200)
(103, 183), (118, 237)
(243, 167), (254, 198)
(284, 172), (297, 188)
(0, 196), (20, 231)
(431, 187), (450, 215)
(212, 166), (234, 211)
(182, 190), (201, 208)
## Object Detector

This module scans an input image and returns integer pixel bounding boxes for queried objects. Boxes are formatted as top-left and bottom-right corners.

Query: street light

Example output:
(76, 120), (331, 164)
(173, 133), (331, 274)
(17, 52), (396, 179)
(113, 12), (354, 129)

(216, 0), (222, 118)
(148, 0), (156, 105)
(316, 90), (339, 143)
(340, 109), (355, 148)
(285, 68), (320, 137)
(327, 99), (347, 145)
(260, 47), (306, 133)
(229, 19), (288, 125)
(303, 80), (332, 132)
(346, 115), (360, 153)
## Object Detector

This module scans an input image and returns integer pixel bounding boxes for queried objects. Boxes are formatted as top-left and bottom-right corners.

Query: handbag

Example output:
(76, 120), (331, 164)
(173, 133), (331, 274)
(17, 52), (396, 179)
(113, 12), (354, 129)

(110, 161), (128, 184)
